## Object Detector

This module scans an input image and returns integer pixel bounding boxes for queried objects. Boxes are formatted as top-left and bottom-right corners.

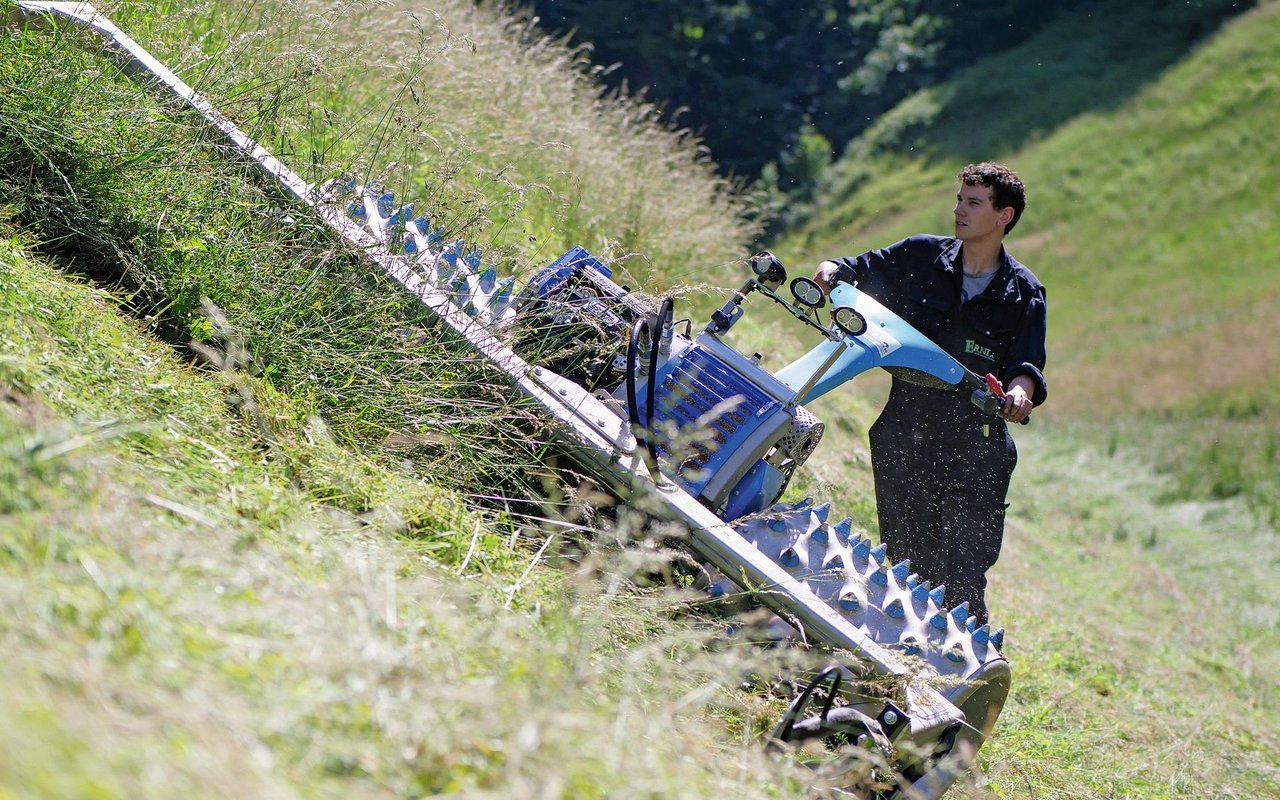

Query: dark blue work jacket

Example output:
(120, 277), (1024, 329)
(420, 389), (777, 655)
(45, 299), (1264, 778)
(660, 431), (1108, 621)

(828, 234), (1048, 437)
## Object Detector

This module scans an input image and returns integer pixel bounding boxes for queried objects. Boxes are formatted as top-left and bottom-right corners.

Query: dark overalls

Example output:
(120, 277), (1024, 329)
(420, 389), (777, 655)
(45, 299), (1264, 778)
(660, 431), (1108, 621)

(829, 235), (1047, 625)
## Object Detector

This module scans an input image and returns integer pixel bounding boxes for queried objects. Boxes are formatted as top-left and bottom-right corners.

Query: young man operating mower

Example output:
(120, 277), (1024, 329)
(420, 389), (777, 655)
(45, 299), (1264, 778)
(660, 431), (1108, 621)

(813, 162), (1048, 626)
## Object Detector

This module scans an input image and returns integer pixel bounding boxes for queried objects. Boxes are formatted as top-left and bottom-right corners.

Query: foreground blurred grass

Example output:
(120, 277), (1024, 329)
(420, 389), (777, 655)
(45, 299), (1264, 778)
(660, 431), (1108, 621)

(0, 235), (818, 798)
(0, 2), (801, 796)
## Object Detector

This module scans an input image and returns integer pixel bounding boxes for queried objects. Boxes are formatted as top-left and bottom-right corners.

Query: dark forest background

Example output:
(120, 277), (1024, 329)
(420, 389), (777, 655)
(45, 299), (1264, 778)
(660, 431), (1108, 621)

(522, 1), (1089, 185)
(521, 0), (1240, 204)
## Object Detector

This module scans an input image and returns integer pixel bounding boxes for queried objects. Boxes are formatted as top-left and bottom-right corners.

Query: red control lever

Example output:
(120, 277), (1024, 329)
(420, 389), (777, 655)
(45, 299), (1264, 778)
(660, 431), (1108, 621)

(985, 372), (1031, 425)
(985, 373), (1007, 399)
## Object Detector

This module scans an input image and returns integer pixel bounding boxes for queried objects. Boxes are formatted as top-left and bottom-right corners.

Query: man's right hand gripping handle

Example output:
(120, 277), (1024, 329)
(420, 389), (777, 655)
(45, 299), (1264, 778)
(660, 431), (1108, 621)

(813, 260), (843, 295)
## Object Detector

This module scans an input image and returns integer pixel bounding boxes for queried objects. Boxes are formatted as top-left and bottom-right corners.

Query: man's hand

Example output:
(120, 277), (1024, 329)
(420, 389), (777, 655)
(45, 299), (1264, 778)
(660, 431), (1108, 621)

(813, 260), (842, 294)
(1001, 377), (1035, 423)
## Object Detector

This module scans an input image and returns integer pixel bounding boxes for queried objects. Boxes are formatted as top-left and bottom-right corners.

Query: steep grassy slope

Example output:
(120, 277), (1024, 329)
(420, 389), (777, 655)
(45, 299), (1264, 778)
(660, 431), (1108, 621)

(2, 0), (1277, 798)
(0, 2), (802, 798)
(1, 0), (758, 500)
(134, 0), (757, 286)
(791, 0), (1278, 413)
(0, 237), (804, 798)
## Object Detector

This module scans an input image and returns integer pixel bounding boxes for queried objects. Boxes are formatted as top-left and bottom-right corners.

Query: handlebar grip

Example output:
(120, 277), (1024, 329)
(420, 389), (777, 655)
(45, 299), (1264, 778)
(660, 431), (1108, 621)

(982, 372), (1031, 425)
(969, 388), (1032, 425)
(970, 388), (1003, 417)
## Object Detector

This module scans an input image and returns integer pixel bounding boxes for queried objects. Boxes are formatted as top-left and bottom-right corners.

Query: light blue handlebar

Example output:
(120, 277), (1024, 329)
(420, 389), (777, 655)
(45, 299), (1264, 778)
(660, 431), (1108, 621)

(772, 282), (969, 405)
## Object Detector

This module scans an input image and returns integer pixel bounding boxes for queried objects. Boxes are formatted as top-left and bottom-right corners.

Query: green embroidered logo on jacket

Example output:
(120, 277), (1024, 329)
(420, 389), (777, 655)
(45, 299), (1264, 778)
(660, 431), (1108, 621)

(965, 339), (996, 362)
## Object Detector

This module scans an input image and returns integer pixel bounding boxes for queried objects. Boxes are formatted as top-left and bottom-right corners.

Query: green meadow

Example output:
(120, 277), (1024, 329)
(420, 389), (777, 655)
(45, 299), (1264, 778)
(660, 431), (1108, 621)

(0, 1), (1275, 798)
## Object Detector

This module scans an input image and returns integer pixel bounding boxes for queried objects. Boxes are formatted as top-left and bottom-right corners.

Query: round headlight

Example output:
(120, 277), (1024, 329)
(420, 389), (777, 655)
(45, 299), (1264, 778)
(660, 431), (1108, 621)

(833, 305), (867, 337)
(790, 277), (826, 309)
(750, 251), (787, 287)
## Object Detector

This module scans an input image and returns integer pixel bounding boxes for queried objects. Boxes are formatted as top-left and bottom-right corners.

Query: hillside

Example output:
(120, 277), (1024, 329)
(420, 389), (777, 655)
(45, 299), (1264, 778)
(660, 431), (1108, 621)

(783, 0), (1279, 522)
(773, 3), (1280, 795)
(791, 0), (1278, 413)
(2, 1), (1278, 799)
(0, 2), (793, 797)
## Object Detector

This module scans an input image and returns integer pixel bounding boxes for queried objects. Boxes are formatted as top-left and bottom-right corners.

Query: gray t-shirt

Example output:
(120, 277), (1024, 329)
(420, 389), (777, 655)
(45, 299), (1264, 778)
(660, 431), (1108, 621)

(962, 270), (997, 303)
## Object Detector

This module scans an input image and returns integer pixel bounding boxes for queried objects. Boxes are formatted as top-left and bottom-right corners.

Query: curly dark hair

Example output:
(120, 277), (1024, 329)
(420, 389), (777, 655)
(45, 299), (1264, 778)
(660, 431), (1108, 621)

(960, 162), (1026, 234)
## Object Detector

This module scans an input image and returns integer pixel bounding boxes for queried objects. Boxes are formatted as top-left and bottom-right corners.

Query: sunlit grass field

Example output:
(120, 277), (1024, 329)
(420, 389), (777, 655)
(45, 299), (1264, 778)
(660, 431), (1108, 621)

(2, 0), (1277, 798)
(779, 3), (1280, 795)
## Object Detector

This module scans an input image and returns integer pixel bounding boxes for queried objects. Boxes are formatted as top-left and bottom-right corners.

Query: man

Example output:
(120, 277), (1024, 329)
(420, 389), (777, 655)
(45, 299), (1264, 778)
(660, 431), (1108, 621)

(813, 162), (1047, 627)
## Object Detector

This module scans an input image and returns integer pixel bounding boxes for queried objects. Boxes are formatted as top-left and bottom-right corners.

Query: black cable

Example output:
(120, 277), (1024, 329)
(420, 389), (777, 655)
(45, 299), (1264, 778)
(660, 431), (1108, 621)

(774, 665), (844, 744)
(645, 298), (674, 468)
(626, 315), (658, 473)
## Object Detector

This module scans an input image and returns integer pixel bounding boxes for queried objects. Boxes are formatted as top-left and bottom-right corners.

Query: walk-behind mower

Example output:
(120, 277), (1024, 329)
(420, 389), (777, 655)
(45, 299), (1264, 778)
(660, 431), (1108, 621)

(470, 242), (1015, 797)
(11, 3), (1018, 796)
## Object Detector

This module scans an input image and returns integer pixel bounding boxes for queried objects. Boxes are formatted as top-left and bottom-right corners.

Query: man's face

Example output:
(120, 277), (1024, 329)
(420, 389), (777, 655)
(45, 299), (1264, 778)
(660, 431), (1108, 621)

(953, 183), (1010, 242)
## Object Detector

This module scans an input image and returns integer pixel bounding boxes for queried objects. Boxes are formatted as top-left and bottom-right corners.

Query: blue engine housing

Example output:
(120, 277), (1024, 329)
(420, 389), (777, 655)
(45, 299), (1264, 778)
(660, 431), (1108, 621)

(509, 247), (825, 520)
(633, 334), (809, 520)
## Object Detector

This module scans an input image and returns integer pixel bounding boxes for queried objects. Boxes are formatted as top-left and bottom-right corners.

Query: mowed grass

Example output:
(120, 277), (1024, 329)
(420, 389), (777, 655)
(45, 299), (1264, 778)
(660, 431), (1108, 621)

(974, 421), (1279, 798)
(772, 1), (1280, 796)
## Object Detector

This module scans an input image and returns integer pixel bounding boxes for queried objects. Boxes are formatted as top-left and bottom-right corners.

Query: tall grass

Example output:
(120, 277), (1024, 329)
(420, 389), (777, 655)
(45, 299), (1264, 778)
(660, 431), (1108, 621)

(2, 0), (766, 501)
(0, 234), (818, 799)
(126, 0), (760, 286)
(2, 24), (516, 500)
(0, 4), (862, 797)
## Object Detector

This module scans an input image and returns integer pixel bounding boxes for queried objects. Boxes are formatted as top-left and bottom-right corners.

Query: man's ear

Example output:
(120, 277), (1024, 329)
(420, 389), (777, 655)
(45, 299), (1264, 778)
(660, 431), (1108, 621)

(998, 206), (1015, 228)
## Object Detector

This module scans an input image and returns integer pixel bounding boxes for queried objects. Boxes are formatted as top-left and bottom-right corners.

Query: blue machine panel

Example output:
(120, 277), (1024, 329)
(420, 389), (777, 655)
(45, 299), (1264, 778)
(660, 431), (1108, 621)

(524, 245), (612, 299)
(773, 282), (968, 404)
(641, 345), (779, 495)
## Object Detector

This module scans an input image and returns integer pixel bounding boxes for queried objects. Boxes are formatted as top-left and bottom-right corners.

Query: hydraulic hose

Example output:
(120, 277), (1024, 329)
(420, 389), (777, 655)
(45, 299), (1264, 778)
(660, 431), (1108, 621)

(647, 297), (674, 444)
(769, 665), (844, 746)
(626, 315), (660, 472)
